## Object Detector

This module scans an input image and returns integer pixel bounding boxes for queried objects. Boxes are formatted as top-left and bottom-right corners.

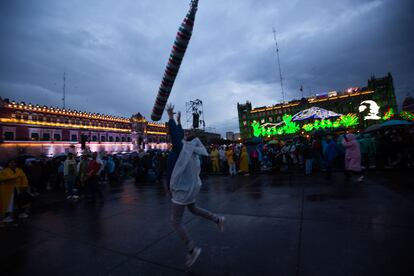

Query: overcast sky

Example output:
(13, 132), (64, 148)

(1, 0), (413, 134)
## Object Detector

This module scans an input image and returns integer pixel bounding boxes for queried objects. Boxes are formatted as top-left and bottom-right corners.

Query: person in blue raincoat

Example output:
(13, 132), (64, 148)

(324, 135), (339, 180)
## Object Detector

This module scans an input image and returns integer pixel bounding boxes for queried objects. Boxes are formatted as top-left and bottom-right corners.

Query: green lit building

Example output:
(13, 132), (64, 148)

(238, 73), (397, 139)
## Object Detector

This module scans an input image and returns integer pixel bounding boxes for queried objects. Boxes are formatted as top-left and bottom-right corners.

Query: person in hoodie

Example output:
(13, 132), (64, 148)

(324, 135), (339, 180)
(167, 104), (225, 268)
(342, 133), (364, 182)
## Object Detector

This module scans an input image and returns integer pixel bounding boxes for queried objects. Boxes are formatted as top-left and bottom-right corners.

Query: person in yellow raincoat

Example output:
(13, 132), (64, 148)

(210, 147), (220, 173)
(225, 147), (236, 176)
(0, 159), (29, 223)
(239, 146), (250, 175)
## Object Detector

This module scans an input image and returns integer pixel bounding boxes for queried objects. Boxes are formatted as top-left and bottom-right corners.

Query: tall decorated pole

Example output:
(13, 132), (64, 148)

(151, 0), (199, 121)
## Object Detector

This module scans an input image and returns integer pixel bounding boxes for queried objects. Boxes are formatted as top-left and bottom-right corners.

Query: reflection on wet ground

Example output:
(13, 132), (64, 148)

(1, 171), (413, 275)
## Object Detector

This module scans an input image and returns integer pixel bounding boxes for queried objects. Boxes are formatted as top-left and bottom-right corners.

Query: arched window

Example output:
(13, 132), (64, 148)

(121, 137), (125, 142)
(92, 136), (98, 142)
(115, 137), (120, 142)
(109, 136), (114, 142)
(101, 136), (106, 142)
(127, 137), (131, 142)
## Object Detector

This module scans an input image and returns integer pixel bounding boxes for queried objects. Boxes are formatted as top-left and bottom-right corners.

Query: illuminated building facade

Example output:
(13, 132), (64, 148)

(238, 74), (397, 139)
(131, 113), (168, 151)
(0, 98), (169, 160)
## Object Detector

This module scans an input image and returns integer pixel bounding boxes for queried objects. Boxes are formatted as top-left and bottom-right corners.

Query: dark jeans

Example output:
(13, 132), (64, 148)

(87, 176), (104, 202)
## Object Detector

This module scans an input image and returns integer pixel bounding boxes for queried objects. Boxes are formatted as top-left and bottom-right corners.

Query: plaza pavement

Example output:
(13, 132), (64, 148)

(0, 171), (413, 275)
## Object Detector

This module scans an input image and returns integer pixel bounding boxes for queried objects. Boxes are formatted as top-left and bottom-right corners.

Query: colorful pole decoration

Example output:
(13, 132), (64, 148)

(151, 0), (199, 121)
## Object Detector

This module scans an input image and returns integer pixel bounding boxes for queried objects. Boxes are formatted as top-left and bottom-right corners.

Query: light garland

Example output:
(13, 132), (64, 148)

(252, 113), (359, 137)
(292, 107), (342, 121)
(382, 108), (395, 121)
(400, 111), (414, 121)
(0, 118), (131, 133)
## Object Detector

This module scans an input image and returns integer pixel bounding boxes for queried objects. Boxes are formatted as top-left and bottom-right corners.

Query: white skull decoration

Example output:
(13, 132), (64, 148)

(359, 100), (381, 120)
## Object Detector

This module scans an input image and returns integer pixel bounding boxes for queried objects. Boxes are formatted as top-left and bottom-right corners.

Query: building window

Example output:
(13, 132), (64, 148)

(23, 114), (29, 120)
(115, 137), (120, 142)
(4, 132), (14, 141)
(71, 135), (78, 141)
(31, 133), (40, 141)
(121, 137), (125, 142)
(127, 137), (131, 142)
(54, 134), (61, 141)
(42, 133), (51, 141)
(101, 136), (106, 142)
(92, 136), (98, 142)
(109, 136), (114, 142)
(15, 113), (22, 120)
(31, 115), (37, 121)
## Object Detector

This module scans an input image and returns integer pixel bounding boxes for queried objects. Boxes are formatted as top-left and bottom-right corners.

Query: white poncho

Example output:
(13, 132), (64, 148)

(170, 138), (208, 205)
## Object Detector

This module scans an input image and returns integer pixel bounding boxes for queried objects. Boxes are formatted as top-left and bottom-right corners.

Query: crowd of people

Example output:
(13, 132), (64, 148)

(0, 126), (412, 225)
(0, 150), (138, 224)
(204, 129), (414, 179)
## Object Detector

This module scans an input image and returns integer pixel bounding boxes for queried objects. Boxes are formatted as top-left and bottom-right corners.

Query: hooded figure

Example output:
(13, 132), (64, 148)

(342, 133), (362, 172)
(239, 146), (249, 174)
(170, 138), (208, 205)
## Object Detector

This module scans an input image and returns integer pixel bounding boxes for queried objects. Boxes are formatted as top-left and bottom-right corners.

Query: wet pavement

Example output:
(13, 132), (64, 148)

(1, 171), (413, 275)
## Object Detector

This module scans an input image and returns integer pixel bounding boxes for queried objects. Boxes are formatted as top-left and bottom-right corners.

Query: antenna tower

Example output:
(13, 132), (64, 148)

(273, 28), (285, 103)
(62, 71), (66, 109)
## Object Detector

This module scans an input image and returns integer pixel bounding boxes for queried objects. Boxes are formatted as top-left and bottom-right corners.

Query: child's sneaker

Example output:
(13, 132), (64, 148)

(3, 216), (14, 223)
(186, 247), (201, 268)
(18, 213), (29, 219)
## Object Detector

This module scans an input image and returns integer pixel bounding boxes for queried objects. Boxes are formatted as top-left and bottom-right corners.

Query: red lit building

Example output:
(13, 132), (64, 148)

(0, 98), (169, 160)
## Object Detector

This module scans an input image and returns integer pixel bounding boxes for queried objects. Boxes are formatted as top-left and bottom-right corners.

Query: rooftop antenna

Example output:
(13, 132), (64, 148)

(273, 28), (285, 103)
(62, 71), (66, 109)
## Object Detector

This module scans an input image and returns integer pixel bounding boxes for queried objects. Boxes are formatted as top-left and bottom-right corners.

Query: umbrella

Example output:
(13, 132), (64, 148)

(244, 138), (262, 146)
(151, 0), (200, 121)
(381, 120), (413, 128)
(364, 123), (382, 132)
(53, 153), (68, 161)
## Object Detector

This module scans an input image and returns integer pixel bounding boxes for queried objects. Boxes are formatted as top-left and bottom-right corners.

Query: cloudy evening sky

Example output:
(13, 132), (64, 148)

(0, 0), (413, 134)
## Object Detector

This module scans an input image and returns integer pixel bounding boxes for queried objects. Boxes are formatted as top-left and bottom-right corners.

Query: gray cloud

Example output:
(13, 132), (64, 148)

(1, 0), (413, 135)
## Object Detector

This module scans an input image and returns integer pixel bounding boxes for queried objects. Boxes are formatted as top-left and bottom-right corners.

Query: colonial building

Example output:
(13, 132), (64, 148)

(238, 74), (397, 139)
(131, 113), (168, 151)
(0, 98), (169, 160)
